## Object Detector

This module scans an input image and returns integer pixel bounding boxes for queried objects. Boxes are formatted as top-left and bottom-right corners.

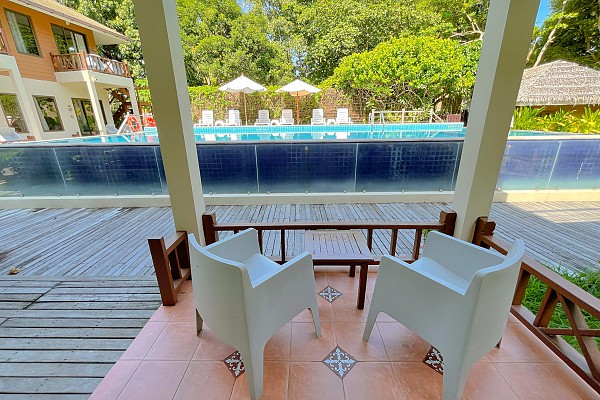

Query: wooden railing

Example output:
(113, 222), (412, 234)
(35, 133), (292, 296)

(202, 210), (456, 263)
(51, 52), (131, 78)
(0, 28), (9, 54)
(148, 231), (191, 306)
(472, 217), (600, 394)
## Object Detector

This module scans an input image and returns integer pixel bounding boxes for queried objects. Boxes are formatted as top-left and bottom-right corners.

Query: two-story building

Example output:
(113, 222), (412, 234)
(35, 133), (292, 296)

(0, 0), (139, 140)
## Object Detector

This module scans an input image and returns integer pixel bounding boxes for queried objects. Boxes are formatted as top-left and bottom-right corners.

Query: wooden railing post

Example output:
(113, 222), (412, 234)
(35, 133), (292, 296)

(472, 216), (496, 247)
(439, 210), (457, 236)
(148, 231), (191, 306)
(202, 212), (218, 245)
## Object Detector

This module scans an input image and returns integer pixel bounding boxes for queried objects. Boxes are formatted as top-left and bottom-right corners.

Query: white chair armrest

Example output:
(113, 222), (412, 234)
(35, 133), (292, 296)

(206, 228), (261, 263)
(251, 252), (313, 289)
(379, 255), (468, 297)
(422, 232), (504, 280)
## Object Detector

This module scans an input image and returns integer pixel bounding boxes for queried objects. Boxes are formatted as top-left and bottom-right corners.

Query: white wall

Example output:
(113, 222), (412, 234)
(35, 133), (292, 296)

(0, 75), (114, 140)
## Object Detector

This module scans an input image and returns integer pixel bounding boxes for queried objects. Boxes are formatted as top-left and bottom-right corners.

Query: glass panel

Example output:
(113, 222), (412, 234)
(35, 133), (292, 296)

(548, 139), (600, 190)
(197, 144), (258, 194)
(0, 93), (28, 133)
(34, 96), (63, 131)
(496, 140), (560, 190)
(52, 25), (69, 54)
(257, 143), (356, 193)
(72, 32), (88, 54)
(72, 99), (98, 136)
(6, 11), (39, 55)
(0, 147), (66, 196)
(53, 145), (163, 195)
(356, 141), (460, 191)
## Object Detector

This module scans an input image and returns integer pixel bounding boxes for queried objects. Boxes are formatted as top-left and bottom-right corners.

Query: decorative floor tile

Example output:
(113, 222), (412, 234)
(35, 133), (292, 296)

(322, 346), (357, 378)
(423, 346), (444, 374)
(319, 286), (342, 303)
(223, 350), (245, 378)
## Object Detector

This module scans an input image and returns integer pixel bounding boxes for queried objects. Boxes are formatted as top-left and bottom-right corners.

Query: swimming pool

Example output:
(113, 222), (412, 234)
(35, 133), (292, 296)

(49, 123), (470, 143)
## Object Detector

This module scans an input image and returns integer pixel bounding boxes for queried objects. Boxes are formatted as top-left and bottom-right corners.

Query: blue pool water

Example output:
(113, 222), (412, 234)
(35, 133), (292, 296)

(49, 123), (472, 143)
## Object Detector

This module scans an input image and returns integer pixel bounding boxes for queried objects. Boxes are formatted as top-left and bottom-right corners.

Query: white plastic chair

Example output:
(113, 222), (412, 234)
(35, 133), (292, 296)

(311, 108), (325, 125)
(280, 109), (294, 125)
(363, 231), (524, 400)
(226, 109), (241, 126)
(254, 110), (271, 125)
(189, 229), (321, 400)
(200, 110), (214, 126)
(335, 108), (352, 124)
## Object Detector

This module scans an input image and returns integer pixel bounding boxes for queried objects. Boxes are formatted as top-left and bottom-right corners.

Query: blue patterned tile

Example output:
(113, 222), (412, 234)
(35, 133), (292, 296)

(223, 350), (245, 378)
(318, 286), (342, 303)
(423, 346), (444, 374)
(322, 346), (357, 378)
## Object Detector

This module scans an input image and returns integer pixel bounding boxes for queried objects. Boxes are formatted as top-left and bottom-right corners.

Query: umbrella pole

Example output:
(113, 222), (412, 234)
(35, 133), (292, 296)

(243, 92), (248, 125)
(296, 95), (300, 123)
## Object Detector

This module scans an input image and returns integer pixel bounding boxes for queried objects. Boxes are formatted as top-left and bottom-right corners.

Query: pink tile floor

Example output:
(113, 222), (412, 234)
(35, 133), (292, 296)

(90, 271), (598, 400)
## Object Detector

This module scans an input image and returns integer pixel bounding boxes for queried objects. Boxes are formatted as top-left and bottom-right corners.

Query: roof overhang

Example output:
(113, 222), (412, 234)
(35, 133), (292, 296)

(9, 0), (130, 45)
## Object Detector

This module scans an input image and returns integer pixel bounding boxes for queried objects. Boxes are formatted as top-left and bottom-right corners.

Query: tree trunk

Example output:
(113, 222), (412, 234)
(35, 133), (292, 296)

(534, 0), (570, 67)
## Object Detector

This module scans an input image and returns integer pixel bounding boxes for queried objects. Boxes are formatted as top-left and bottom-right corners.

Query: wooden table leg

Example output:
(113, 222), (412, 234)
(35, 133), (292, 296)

(349, 265), (356, 277)
(357, 263), (368, 310)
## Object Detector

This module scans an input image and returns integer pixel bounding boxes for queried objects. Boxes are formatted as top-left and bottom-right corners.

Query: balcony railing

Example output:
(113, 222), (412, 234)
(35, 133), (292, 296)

(472, 217), (600, 394)
(0, 28), (8, 54)
(51, 52), (131, 78)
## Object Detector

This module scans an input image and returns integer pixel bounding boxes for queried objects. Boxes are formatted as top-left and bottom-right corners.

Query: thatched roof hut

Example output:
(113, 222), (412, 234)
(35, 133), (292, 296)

(516, 60), (600, 107)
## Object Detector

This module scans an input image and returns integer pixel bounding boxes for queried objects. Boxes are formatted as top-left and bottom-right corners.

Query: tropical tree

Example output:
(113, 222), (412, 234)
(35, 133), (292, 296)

(325, 36), (480, 113)
(529, 0), (600, 67)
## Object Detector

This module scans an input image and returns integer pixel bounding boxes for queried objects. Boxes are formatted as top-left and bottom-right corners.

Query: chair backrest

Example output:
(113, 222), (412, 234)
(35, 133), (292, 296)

(312, 109), (324, 123)
(229, 109), (240, 125)
(257, 110), (270, 124)
(336, 108), (349, 123)
(467, 239), (525, 359)
(281, 109), (294, 124)
(202, 110), (214, 125)
(188, 233), (249, 343)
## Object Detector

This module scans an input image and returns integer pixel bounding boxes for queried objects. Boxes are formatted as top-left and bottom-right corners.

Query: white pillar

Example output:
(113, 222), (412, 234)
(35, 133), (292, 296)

(452, 0), (540, 241)
(132, 0), (206, 240)
(127, 85), (141, 116)
(7, 62), (44, 140)
(83, 71), (107, 135)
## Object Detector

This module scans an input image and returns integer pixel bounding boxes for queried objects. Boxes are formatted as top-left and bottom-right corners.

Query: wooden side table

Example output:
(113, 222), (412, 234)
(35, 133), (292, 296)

(304, 230), (374, 310)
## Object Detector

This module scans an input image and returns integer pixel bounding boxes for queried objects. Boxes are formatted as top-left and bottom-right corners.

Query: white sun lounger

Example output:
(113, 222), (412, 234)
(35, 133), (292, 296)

(200, 110), (214, 126)
(254, 110), (271, 126)
(226, 110), (241, 126)
(311, 109), (325, 125)
(281, 109), (294, 125)
(335, 108), (352, 124)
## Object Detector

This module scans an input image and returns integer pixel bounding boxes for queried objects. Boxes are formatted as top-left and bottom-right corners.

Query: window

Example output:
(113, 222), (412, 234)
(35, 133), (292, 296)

(5, 10), (39, 56)
(0, 94), (28, 133)
(52, 24), (88, 54)
(34, 96), (63, 131)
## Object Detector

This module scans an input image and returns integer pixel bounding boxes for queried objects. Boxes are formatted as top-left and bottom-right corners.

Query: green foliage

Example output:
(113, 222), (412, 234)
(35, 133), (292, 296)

(324, 37), (479, 113)
(529, 0), (600, 68)
(513, 107), (600, 133)
(522, 266), (600, 352)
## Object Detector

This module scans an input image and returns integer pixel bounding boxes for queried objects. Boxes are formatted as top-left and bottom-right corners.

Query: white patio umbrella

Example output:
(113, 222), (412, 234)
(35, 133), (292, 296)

(276, 79), (321, 123)
(218, 75), (266, 125)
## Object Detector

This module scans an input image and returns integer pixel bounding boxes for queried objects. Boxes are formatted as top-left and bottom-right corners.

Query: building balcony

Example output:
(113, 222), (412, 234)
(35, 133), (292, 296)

(51, 51), (131, 78)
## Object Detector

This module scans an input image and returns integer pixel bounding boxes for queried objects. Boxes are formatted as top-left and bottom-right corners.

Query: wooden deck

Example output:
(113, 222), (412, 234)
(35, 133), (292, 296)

(0, 202), (597, 277)
(0, 276), (160, 399)
(0, 201), (598, 398)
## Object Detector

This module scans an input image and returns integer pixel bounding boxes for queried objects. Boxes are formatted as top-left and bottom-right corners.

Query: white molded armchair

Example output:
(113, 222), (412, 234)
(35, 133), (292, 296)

(189, 229), (321, 400)
(364, 231), (524, 400)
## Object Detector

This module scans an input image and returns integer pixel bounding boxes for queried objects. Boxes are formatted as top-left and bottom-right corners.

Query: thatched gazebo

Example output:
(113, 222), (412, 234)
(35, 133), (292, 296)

(516, 60), (600, 115)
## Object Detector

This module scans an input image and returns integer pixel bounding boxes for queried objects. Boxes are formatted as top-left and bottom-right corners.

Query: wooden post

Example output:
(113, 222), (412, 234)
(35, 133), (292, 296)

(202, 212), (218, 245)
(148, 231), (191, 306)
(439, 210), (457, 236)
(472, 216), (496, 248)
